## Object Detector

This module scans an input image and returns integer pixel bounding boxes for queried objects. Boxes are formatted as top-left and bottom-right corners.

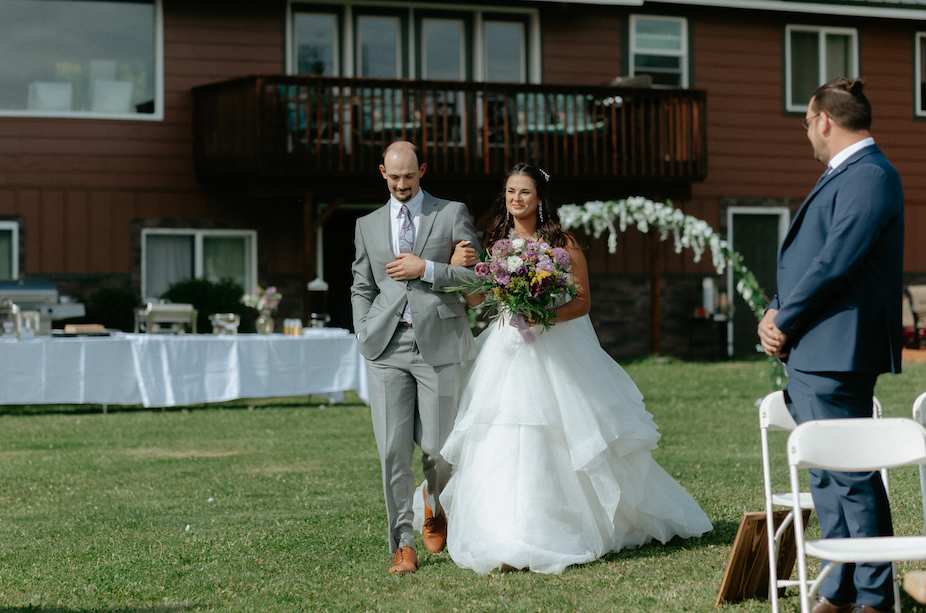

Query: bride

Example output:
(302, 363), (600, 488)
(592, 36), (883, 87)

(418, 163), (712, 575)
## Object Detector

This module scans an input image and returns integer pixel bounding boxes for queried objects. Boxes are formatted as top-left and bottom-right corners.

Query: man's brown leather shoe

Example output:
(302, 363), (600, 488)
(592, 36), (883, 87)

(812, 597), (855, 613)
(421, 485), (448, 553)
(388, 546), (418, 574)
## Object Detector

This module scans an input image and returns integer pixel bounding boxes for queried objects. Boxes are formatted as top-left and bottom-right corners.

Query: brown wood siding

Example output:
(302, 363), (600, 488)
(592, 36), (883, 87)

(0, 0), (923, 286)
(690, 10), (926, 276)
(542, 6), (624, 86)
(0, 0), (300, 278)
(540, 3), (926, 277)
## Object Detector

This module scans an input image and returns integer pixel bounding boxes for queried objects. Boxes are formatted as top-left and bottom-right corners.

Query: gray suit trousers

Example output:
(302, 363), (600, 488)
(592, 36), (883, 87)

(366, 325), (461, 552)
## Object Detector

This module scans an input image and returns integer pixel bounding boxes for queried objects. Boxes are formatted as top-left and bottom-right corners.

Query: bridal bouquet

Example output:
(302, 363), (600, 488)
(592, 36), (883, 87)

(456, 231), (579, 343)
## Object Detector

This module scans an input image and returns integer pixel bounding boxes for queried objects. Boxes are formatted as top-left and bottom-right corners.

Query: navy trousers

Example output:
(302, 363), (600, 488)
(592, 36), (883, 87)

(784, 369), (894, 610)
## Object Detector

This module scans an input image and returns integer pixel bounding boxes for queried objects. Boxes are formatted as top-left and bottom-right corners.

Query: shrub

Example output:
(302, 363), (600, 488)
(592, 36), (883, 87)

(160, 278), (255, 333)
(84, 286), (140, 332)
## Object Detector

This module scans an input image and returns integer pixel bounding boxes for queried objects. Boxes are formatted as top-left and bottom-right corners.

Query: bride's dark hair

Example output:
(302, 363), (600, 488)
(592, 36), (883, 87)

(482, 163), (572, 249)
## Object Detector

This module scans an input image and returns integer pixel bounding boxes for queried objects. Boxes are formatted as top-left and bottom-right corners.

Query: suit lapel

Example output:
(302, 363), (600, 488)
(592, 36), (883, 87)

(413, 191), (438, 257)
(369, 202), (393, 255)
(780, 145), (880, 251)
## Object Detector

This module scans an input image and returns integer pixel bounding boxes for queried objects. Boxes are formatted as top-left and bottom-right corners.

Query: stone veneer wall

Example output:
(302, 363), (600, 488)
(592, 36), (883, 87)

(589, 273), (724, 360)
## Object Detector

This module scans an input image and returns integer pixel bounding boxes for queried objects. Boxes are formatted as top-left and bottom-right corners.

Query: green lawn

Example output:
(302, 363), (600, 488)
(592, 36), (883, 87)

(2, 358), (926, 612)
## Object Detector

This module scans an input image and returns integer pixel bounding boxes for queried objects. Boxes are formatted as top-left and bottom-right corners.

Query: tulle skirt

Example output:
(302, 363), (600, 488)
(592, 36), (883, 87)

(415, 314), (712, 575)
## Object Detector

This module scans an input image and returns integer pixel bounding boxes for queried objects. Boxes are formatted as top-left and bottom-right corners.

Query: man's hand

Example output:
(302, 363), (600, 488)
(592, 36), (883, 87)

(758, 308), (789, 358)
(386, 253), (426, 280)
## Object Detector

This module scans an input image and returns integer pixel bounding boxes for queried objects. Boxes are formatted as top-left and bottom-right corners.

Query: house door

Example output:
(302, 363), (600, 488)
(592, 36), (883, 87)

(727, 207), (790, 357)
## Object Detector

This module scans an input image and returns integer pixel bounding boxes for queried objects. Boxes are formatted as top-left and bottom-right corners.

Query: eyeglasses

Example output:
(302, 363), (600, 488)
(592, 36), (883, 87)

(802, 113), (822, 130)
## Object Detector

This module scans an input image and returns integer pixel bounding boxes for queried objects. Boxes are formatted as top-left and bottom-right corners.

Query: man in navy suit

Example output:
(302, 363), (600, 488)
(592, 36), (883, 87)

(759, 78), (904, 613)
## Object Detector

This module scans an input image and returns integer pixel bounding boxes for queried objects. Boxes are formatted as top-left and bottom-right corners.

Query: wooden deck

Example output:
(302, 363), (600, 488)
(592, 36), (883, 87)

(192, 75), (707, 184)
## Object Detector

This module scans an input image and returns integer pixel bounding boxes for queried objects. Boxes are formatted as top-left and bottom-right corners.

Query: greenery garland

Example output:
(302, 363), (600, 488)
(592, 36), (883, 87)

(558, 197), (785, 389)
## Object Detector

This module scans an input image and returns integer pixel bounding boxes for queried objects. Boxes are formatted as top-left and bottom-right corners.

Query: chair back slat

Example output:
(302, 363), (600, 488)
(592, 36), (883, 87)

(760, 391), (798, 432)
(788, 418), (926, 472)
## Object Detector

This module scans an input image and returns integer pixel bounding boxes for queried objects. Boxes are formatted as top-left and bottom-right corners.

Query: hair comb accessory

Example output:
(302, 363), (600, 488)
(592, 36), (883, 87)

(539, 168), (550, 182)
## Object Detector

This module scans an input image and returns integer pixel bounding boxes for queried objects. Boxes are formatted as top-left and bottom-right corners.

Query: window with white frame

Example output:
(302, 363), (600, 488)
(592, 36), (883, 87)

(289, 2), (539, 83)
(917, 32), (926, 117)
(0, 0), (162, 120)
(785, 25), (858, 112)
(0, 222), (19, 281)
(141, 229), (257, 301)
(629, 15), (688, 87)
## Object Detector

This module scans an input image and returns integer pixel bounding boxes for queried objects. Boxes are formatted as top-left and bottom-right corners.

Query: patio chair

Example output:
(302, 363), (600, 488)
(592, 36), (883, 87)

(760, 391), (889, 613)
(787, 418), (926, 613)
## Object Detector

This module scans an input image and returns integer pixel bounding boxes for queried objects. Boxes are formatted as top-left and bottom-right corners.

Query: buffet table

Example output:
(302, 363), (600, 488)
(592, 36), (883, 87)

(0, 330), (369, 408)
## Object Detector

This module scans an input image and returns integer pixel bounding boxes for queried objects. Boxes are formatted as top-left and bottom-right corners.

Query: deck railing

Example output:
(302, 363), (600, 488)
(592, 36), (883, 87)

(193, 75), (706, 182)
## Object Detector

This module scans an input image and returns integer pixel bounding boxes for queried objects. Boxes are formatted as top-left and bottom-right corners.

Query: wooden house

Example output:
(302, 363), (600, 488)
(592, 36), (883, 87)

(0, 0), (923, 358)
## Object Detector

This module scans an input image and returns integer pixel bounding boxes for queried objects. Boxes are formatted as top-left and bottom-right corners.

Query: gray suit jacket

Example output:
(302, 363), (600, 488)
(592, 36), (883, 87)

(350, 190), (480, 367)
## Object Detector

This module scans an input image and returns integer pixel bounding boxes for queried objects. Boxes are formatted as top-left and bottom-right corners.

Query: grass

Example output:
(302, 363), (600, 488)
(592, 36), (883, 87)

(1, 359), (925, 612)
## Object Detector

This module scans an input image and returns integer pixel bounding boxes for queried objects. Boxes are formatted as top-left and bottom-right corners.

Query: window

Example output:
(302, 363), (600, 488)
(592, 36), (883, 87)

(917, 32), (926, 117)
(289, 2), (539, 82)
(785, 25), (858, 112)
(484, 19), (527, 83)
(421, 17), (466, 80)
(629, 15), (688, 87)
(294, 11), (339, 75)
(356, 14), (403, 78)
(0, 0), (161, 120)
(141, 229), (257, 301)
(0, 222), (19, 281)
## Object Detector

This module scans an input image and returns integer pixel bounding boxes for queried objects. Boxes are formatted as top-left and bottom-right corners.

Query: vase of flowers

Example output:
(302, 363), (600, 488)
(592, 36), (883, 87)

(242, 286), (281, 335)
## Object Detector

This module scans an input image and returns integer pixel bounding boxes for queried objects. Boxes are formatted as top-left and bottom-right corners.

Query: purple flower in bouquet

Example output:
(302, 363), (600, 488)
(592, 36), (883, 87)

(530, 275), (554, 298)
(449, 230), (580, 341)
(536, 256), (555, 274)
(551, 247), (571, 269)
(493, 238), (513, 255)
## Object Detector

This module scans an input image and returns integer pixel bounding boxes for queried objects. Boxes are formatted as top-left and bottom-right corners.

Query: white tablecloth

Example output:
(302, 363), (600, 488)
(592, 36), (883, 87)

(0, 331), (369, 408)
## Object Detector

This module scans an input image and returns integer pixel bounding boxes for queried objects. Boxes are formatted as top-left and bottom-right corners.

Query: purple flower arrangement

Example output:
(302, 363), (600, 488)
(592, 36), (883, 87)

(456, 231), (579, 338)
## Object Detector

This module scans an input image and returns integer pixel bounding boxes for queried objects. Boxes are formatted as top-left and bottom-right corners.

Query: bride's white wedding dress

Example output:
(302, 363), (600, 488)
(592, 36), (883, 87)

(415, 313), (712, 575)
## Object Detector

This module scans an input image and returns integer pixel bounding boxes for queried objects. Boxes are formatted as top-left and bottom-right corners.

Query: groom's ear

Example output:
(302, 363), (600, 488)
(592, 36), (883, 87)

(418, 163), (427, 178)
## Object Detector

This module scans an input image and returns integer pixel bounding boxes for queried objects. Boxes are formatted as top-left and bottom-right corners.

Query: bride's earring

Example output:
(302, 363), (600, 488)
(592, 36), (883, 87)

(506, 209), (510, 226)
(539, 205), (545, 225)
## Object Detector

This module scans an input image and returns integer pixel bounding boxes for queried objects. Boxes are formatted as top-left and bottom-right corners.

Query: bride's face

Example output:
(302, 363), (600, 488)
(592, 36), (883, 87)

(505, 174), (541, 223)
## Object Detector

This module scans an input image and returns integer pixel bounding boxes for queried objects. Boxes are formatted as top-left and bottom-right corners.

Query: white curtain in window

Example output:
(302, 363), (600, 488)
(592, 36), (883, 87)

(203, 236), (247, 289)
(145, 234), (193, 299)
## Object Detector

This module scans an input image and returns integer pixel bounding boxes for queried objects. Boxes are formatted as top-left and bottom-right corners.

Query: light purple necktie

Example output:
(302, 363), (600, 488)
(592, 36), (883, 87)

(398, 205), (414, 322)
(399, 205), (415, 254)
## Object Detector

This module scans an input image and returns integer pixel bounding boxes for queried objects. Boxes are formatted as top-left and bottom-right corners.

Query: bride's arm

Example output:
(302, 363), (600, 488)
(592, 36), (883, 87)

(549, 236), (590, 323)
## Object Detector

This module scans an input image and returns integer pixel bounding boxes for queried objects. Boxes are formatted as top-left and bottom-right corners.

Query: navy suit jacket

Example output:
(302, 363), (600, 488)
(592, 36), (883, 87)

(769, 144), (904, 374)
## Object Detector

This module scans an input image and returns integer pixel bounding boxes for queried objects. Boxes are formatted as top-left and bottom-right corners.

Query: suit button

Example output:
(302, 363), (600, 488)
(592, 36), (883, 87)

(395, 311), (402, 317)
(407, 286), (412, 291)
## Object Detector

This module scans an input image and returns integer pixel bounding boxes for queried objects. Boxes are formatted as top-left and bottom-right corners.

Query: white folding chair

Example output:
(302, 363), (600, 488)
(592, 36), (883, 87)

(760, 391), (889, 612)
(913, 392), (926, 532)
(787, 418), (926, 613)
(761, 391), (815, 613)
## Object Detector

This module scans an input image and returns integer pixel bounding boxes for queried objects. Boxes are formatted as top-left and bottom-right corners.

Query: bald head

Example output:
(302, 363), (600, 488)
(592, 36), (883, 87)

(380, 141), (426, 203)
(382, 141), (424, 168)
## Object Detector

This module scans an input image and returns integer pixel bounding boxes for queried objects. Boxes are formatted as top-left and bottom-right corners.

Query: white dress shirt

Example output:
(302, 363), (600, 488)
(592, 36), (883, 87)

(388, 189), (435, 283)
(827, 137), (875, 174)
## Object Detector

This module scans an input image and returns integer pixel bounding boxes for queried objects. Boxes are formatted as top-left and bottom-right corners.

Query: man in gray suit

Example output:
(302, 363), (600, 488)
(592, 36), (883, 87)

(351, 141), (479, 574)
